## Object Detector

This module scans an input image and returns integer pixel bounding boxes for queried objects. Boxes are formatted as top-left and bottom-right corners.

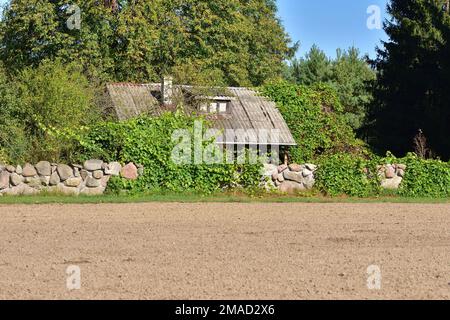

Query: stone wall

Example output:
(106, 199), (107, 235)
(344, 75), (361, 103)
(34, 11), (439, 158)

(0, 160), (142, 196)
(263, 163), (317, 193)
(378, 164), (406, 190)
(263, 163), (407, 194)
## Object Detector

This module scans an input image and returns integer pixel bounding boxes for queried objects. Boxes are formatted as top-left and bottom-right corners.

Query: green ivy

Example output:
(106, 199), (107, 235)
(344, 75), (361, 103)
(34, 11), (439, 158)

(260, 81), (365, 163)
(73, 112), (263, 194)
(381, 153), (450, 198)
(314, 153), (380, 197)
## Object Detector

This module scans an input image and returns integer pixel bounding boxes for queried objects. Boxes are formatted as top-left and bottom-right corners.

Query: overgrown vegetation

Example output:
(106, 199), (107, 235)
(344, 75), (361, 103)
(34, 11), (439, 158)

(64, 112), (264, 194)
(0, 60), (99, 163)
(261, 81), (366, 163)
(285, 45), (376, 130)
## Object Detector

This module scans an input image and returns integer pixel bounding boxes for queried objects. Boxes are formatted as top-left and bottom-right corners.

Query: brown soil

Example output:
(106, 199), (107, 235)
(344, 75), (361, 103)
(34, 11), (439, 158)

(0, 202), (449, 300)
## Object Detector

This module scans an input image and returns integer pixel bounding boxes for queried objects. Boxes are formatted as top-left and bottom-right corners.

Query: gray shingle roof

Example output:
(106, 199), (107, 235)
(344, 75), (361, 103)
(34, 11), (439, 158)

(106, 83), (296, 146)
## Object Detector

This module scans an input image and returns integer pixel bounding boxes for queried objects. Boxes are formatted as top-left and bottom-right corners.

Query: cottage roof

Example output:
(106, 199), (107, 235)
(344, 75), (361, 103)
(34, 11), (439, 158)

(106, 83), (296, 146)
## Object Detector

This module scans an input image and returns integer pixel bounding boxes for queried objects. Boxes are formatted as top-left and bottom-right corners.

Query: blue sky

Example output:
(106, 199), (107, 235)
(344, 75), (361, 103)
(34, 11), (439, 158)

(277, 0), (390, 59)
(0, 0), (390, 59)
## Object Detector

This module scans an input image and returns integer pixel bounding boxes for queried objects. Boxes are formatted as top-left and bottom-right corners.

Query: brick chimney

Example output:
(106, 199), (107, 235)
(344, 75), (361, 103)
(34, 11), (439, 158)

(161, 76), (173, 106)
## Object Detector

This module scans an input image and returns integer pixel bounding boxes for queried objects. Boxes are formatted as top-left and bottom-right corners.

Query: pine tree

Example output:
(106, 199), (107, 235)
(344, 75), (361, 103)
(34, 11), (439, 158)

(368, 0), (450, 159)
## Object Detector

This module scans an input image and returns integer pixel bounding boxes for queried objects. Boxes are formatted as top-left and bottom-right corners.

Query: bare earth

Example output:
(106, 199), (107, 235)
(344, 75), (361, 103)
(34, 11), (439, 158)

(0, 202), (449, 300)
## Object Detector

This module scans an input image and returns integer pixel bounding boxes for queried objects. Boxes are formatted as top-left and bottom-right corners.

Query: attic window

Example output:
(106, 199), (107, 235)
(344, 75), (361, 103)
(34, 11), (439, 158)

(200, 100), (230, 114)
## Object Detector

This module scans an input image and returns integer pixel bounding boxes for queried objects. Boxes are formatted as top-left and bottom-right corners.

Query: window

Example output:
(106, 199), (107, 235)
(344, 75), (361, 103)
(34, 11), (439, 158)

(199, 100), (230, 114)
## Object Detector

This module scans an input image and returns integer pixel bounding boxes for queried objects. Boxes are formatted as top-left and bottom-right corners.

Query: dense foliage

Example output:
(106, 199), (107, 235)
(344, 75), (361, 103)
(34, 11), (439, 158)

(0, 60), (98, 163)
(0, 0), (296, 86)
(286, 46), (376, 130)
(314, 153), (380, 197)
(69, 112), (263, 194)
(261, 81), (365, 163)
(368, 0), (450, 160)
(382, 153), (450, 198)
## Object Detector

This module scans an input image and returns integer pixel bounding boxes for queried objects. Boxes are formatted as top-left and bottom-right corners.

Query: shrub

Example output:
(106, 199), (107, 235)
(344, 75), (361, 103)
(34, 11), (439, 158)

(0, 60), (99, 162)
(382, 153), (450, 198)
(260, 81), (365, 163)
(314, 153), (380, 197)
(75, 112), (264, 194)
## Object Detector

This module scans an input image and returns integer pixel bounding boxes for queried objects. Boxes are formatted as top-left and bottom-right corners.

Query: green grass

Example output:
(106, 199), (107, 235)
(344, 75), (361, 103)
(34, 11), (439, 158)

(0, 192), (449, 205)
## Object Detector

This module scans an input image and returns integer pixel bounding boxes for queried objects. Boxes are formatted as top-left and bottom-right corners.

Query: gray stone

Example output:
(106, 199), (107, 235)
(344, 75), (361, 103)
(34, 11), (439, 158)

(57, 164), (73, 181)
(40, 176), (50, 186)
(73, 167), (80, 177)
(35, 161), (51, 176)
(381, 176), (403, 189)
(5, 184), (39, 196)
(283, 170), (303, 183)
(10, 173), (23, 186)
(277, 174), (285, 182)
(80, 186), (105, 196)
(80, 169), (89, 180)
(288, 164), (303, 172)
(84, 159), (104, 171)
(0, 171), (10, 189)
(271, 172), (279, 181)
(64, 177), (82, 187)
(93, 170), (104, 179)
(305, 163), (317, 171)
(49, 171), (60, 186)
(303, 175), (315, 190)
(16, 165), (23, 175)
(5, 165), (16, 173)
(55, 183), (80, 196)
(279, 181), (305, 194)
(397, 164), (407, 170)
(104, 162), (122, 176)
(22, 164), (37, 177)
(302, 168), (313, 177)
(397, 168), (405, 178)
(85, 176), (101, 188)
(26, 177), (42, 189)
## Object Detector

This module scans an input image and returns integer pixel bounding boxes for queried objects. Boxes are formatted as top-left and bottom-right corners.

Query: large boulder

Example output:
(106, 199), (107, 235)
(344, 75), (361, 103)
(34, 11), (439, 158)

(22, 164), (37, 177)
(57, 164), (73, 181)
(35, 161), (51, 176)
(279, 181), (305, 194)
(385, 165), (396, 179)
(288, 164), (303, 172)
(64, 177), (83, 188)
(85, 176), (101, 188)
(283, 170), (303, 183)
(381, 176), (403, 189)
(84, 159), (104, 171)
(10, 173), (23, 186)
(104, 162), (122, 176)
(120, 163), (138, 180)
(49, 171), (61, 186)
(0, 171), (10, 190)
(93, 170), (104, 179)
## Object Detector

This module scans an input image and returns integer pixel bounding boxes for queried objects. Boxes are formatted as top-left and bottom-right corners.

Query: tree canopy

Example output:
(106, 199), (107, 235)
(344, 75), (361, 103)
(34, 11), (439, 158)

(0, 0), (296, 86)
(368, 0), (450, 160)
(286, 45), (376, 130)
